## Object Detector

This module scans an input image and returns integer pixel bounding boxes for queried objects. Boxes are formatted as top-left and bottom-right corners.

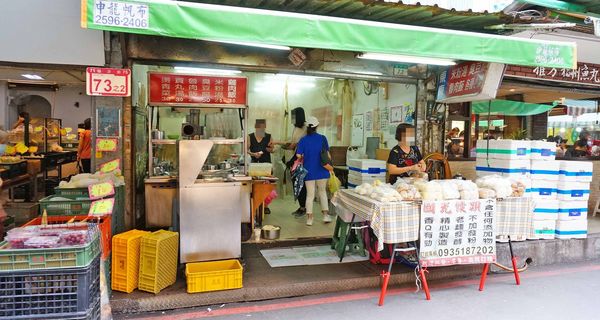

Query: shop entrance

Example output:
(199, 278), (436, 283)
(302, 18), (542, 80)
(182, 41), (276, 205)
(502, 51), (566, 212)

(136, 64), (418, 241)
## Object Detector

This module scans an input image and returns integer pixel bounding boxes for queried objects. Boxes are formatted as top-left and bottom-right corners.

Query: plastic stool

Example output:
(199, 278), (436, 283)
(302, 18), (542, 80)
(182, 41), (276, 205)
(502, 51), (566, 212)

(331, 216), (366, 259)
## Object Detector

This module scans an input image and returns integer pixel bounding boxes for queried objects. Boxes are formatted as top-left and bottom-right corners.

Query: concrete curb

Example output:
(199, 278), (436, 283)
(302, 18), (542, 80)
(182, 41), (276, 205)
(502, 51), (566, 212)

(111, 233), (600, 314)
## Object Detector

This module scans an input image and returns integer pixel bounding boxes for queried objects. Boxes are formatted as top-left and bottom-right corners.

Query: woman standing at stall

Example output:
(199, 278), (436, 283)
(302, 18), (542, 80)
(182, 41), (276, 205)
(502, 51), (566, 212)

(77, 118), (92, 173)
(248, 119), (273, 163)
(283, 107), (308, 217)
(387, 123), (426, 184)
(296, 116), (333, 226)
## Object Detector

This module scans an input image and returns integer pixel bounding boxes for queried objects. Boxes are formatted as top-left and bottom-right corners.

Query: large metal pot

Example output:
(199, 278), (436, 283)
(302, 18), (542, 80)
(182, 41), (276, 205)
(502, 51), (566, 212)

(261, 225), (281, 240)
(151, 130), (165, 140)
(204, 164), (218, 171)
(219, 161), (232, 170)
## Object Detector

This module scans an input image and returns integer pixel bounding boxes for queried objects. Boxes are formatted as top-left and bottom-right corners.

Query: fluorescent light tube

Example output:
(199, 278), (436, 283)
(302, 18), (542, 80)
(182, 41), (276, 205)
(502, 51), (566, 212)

(21, 74), (44, 80)
(358, 53), (456, 66)
(211, 39), (291, 51)
(174, 67), (242, 75)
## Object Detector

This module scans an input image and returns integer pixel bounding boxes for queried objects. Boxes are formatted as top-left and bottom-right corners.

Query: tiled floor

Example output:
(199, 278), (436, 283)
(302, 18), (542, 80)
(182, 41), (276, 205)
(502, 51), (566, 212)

(261, 196), (335, 240)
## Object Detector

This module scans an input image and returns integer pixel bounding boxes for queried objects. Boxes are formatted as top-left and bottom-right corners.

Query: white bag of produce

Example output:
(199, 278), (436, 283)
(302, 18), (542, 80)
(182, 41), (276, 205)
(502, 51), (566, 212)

(415, 180), (443, 201)
(475, 175), (512, 198)
(478, 188), (496, 199)
(439, 180), (460, 200)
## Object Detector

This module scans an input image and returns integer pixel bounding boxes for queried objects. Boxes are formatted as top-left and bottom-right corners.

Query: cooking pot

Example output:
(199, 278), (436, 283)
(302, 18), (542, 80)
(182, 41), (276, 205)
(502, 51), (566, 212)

(204, 164), (219, 171)
(219, 161), (232, 170)
(261, 225), (281, 240)
(151, 130), (165, 140)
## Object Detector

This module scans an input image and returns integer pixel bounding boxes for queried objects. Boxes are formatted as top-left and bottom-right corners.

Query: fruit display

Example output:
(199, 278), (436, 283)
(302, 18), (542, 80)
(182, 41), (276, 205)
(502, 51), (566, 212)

(3, 225), (92, 249)
(60, 230), (89, 245)
(0, 156), (22, 163)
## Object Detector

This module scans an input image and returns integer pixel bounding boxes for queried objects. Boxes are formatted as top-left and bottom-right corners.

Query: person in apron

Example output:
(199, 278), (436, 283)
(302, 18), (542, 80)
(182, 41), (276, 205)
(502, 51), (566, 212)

(249, 119), (273, 214)
(248, 119), (273, 163)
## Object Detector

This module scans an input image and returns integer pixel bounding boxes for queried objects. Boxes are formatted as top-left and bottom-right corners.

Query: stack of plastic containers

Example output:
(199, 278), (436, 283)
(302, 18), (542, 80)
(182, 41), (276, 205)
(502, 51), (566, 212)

(138, 230), (179, 294)
(0, 225), (101, 319)
(111, 229), (150, 293)
(347, 159), (387, 187)
(475, 140), (532, 196)
(555, 161), (593, 239)
(527, 143), (560, 239)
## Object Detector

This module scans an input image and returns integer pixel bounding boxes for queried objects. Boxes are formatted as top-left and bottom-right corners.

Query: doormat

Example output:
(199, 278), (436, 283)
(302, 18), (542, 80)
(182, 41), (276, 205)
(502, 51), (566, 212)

(260, 244), (369, 268)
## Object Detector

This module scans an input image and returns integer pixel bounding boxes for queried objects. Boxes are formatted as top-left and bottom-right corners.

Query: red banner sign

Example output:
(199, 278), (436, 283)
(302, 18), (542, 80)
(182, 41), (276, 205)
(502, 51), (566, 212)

(149, 73), (247, 105)
(505, 62), (600, 87)
(445, 61), (488, 97)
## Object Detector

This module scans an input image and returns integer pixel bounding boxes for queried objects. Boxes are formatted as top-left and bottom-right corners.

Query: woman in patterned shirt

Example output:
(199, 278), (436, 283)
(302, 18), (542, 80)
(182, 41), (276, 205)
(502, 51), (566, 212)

(387, 124), (426, 184)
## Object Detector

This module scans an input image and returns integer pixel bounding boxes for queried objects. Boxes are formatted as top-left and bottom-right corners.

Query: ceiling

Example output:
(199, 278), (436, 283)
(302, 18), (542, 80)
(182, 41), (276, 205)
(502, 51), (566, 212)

(187, 0), (522, 33)
(498, 82), (600, 103)
(0, 66), (85, 86)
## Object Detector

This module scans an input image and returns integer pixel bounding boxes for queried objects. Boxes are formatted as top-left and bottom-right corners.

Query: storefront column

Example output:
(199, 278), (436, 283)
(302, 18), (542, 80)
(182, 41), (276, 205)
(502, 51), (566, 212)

(0, 80), (8, 130)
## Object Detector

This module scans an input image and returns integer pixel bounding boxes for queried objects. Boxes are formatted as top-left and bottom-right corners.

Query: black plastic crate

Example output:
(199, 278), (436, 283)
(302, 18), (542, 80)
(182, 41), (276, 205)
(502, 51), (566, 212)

(0, 256), (101, 319)
(0, 161), (27, 179)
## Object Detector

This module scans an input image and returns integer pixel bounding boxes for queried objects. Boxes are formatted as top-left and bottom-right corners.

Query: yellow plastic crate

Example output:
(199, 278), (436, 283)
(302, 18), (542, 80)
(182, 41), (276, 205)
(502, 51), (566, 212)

(138, 230), (179, 294)
(111, 229), (150, 293)
(185, 259), (243, 293)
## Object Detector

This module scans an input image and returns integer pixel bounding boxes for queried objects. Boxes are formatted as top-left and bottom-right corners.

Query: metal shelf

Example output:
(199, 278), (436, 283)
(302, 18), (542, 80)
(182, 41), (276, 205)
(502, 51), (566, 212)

(208, 138), (244, 145)
(152, 139), (177, 145)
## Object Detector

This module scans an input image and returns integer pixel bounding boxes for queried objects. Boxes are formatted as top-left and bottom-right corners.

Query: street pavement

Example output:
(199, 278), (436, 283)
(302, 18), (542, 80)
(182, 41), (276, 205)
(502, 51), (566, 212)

(118, 260), (600, 320)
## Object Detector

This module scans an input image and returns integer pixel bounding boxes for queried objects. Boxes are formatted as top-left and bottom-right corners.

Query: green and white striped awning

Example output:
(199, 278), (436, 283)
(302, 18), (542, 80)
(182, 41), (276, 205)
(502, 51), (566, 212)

(81, 0), (577, 68)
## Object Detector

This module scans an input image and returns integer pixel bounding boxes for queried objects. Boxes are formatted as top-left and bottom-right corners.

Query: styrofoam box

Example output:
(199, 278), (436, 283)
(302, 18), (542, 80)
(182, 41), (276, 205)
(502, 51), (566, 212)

(476, 139), (531, 160)
(528, 179), (557, 199)
(530, 160), (560, 181)
(530, 141), (556, 160)
(557, 181), (591, 201)
(475, 158), (530, 179)
(528, 220), (555, 240)
(558, 160), (593, 182)
(348, 173), (386, 188)
(347, 159), (387, 175)
(533, 199), (559, 220)
(558, 200), (588, 220)
(555, 219), (587, 239)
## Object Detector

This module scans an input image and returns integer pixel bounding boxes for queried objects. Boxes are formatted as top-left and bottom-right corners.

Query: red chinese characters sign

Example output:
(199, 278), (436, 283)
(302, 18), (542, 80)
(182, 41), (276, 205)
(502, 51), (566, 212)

(445, 61), (488, 98)
(148, 73), (247, 105)
(505, 62), (600, 87)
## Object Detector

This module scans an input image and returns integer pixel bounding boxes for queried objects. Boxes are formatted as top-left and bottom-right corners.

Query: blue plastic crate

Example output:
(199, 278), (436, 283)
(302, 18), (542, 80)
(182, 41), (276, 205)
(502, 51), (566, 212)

(0, 256), (100, 319)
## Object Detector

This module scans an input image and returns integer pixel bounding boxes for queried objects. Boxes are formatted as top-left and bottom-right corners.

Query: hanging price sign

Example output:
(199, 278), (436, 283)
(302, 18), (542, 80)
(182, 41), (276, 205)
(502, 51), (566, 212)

(88, 181), (115, 200)
(86, 67), (131, 97)
(88, 198), (115, 217)
(96, 138), (118, 152)
(99, 159), (120, 173)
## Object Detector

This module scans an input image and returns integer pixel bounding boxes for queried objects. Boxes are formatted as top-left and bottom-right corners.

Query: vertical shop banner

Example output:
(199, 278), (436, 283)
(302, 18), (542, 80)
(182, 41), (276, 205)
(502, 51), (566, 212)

(420, 199), (497, 267)
(148, 73), (247, 106)
(351, 114), (364, 146)
(436, 62), (505, 103)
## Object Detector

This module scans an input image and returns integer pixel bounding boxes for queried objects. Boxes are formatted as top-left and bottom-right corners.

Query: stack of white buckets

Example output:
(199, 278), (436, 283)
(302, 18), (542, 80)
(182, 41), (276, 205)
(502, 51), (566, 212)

(476, 139), (592, 240)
